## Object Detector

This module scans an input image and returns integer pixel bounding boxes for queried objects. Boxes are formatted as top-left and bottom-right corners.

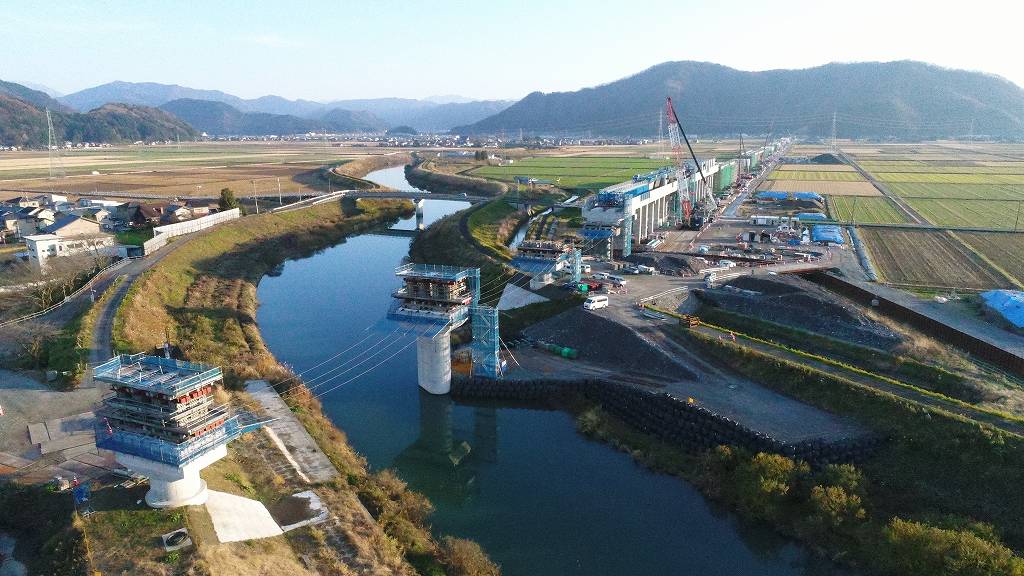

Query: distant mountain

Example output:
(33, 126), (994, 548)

(57, 81), (510, 133)
(403, 100), (513, 133)
(14, 81), (63, 98)
(159, 98), (384, 135)
(60, 81), (247, 112)
(0, 81), (196, 147)
(0, 80), (70, 112)
(424, 94), (476, 104)
(455, 61), (1024, 139)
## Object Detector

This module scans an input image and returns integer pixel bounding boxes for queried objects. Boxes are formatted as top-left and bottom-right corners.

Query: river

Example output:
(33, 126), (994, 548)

(256, 165), (838, 576)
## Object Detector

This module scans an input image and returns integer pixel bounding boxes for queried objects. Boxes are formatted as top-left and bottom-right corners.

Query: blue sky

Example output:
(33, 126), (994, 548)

(2, 0), (1021, 101)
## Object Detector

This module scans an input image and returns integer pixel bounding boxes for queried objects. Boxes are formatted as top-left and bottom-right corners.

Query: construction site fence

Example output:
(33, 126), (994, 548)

(144, 208), (240, 255)
(805, 271), (1024, 376)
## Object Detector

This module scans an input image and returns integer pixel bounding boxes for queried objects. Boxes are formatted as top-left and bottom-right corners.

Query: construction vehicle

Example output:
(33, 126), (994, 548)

(666, 97), (716, 230)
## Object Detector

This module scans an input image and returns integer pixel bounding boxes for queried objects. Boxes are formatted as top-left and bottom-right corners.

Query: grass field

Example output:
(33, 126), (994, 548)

(469, 157), (670, 190)
(953, 232), (1024, 286)
(764, 179), (880, 196)
(885, 182), (1024, 201)
(828, 196), (908, 224)
(763, 170), (865, 182)
(859, 227), (1014, 289)
(906, 198), (1024, 230)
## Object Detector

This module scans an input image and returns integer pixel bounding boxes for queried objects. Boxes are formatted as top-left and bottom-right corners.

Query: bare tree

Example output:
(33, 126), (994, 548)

(1, 322), (58, 369)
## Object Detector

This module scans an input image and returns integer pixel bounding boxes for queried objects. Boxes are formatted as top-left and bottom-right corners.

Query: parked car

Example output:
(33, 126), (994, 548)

(591, 272), (609, 280)
(583, 295), (609, 310)
(718, 260), (737, 268)
(581, 264), (592, 274)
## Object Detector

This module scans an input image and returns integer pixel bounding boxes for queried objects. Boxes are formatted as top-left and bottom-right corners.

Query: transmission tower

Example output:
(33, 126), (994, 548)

(830, 111), (838, 153)
(46, 109), (66, 179)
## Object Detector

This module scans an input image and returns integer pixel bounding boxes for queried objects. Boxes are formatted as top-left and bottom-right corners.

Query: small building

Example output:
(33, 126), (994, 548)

(44, 214), (103, 237)
(23, 232), (118, 270)
(982, 290), (1024, 329)
(129, 203), (170, 227)
(2, 196), (40, 209)
(15, 206), (56, 237)
(185, 199), (215, 216)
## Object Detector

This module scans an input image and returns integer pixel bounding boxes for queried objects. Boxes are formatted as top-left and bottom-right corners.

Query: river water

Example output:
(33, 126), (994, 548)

(256, 166), (837, 576)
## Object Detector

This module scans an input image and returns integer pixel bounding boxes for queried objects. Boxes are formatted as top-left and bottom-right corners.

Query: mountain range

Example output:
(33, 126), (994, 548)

(0, 82), (196, 147)
(158, 99), (385, 135)
(454, 61), (1024, 139)
(58, 82), (512, 133)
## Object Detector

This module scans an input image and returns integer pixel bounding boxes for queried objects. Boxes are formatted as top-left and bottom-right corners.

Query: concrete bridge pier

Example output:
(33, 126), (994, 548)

(415, 199), (425, 230)
(417, 328), (452, 395)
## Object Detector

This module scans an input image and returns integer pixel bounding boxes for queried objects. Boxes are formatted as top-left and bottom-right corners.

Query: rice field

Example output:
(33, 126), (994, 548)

(763, 170), (865, 182)
(906, 198), (1024, 230)
(874, 173), (1024, 185)
(764, 179), (880, 196)
(858, 227), (1015, 290)
(885, 182), (1024, 201)
(954, 232), (1024, 286)
(828, 196), (908, 224)
(469, 157), (671, 190)
(775, 163), (856, 172)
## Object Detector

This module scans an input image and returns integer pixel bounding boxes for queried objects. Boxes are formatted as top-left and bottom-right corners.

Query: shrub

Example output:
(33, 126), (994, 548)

(441, 537), (502, 576)
(880, 518), (1024, 576)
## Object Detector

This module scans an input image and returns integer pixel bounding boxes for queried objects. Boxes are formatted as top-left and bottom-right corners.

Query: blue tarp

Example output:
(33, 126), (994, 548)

(793, 192), (824, 202)
(810, 224), (844, 244)
(797, 212), (828, 220)
(756, 191), (789, 201)
(982, 290), (1024, 328)
(579, 228), (614, 240)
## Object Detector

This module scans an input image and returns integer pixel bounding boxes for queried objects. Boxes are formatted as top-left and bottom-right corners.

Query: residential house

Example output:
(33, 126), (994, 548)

(129, 203), (170, 227)
(159, 203), (193, 224)
(15, 206), (56, 238)
(44, 214), (103, 237)
(185, 199), (216, 216)
(2, 196), (40, 209)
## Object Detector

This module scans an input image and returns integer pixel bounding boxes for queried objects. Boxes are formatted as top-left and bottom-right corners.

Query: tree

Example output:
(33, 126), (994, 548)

(218, 187), (240, 211)
(441, 537), (501, 576)
(733, 452), (808, 521)
(808, 485), (866, 531)
(881, 518), (1024, 576)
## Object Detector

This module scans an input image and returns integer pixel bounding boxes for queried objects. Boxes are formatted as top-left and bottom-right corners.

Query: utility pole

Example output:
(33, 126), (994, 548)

(277, 177), (282, 206)
(252, 179), (259, 214)
(46, 109), (66, 179)
(1015, 200), (1021, 232)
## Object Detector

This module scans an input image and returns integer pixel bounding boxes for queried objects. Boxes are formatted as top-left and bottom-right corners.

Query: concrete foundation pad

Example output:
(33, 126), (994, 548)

(39, 433), (95, 455)
(27, 422), (50, 445)
(205, 490), (283, 543)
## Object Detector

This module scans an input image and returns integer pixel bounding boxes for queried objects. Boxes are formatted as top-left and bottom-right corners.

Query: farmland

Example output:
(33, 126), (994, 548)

(875, 172), (1024, 185)
(885, 182), (1024, 201)
(906, 198), (1023, 230)
(775, 163), (856, 172)
(858, 227), (1015, 289)
(762, 170), (864, 182)
(765, 179), (879, 196)
(827, 195), (908, 224)
(469, 157), (671, 190)
(955, 232), (1024, 286)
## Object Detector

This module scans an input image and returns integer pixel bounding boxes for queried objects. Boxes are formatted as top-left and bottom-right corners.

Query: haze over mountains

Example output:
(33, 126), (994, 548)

(456, 61), (1024, 139)
(3, 60), (1022, 146)
(58, 81), (513, 134)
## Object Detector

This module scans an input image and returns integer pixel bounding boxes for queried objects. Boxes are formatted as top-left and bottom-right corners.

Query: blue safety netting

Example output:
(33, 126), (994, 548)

(810, 224), (844, 244)
(579, 228), (613, 240)
(982, 290), (1024, 328)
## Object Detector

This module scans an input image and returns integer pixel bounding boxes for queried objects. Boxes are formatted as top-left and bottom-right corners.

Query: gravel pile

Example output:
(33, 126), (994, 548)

(626, 253), (702, 275)
(701, 276), (902, 349)
(523, 307), (694, 378)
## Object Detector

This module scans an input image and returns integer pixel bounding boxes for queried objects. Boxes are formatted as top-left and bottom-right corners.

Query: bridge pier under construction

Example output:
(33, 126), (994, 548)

(389, 263), (501, 394)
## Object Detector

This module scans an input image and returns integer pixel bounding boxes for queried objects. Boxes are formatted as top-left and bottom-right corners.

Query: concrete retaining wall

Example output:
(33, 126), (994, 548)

(452, 378), (881, 467)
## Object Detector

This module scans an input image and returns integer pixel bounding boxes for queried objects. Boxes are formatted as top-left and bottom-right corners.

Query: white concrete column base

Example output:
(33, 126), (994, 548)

(417, 331), (452, 395)
(114, 443), (227, 509)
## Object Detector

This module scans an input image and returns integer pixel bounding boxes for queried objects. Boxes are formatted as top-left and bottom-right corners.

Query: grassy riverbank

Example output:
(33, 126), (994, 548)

(112, 198), (500, 575)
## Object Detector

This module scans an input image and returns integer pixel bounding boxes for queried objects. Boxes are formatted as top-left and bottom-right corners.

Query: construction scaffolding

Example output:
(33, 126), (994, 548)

(471, 305), (501, 379)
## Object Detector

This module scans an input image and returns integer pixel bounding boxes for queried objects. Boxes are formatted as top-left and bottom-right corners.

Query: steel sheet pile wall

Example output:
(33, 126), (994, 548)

(452, 378), (881, 467)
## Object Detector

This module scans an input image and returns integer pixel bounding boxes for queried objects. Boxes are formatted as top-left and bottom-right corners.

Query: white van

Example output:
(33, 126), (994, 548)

(583, 295), (609, 310)
(581, 264), (592, 274)
(607, 274), (627, 286)
(591, 272), (609, 280)
(718, 260), (737, 269)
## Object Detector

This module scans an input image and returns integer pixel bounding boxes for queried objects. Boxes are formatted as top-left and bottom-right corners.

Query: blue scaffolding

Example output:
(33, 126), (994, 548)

(470, 305), (501, 379)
